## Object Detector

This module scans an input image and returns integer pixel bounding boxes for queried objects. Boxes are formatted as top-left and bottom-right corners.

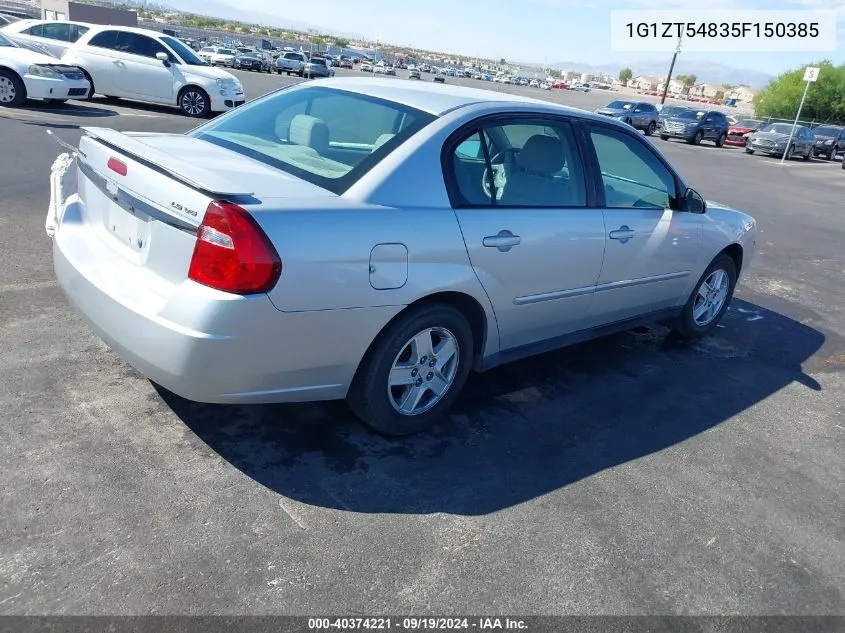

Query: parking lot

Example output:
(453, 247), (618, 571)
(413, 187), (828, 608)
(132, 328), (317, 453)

(1, 67), (843, 615)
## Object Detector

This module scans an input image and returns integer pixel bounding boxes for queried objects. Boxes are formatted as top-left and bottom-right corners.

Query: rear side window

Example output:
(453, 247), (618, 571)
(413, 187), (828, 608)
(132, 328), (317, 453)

(447, 119), (587, 208)
(70, 24), (88, 42)
(192, 86), (436, 194)
(23, 24), (44, 36)
(589, 126), (677, 210)
(40, 22), (70, 41)
(88, 30), (118, 50)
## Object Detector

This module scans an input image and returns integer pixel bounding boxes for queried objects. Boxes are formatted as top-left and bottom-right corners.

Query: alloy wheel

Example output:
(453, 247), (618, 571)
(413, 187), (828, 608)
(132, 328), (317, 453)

(181, 90), (205, 116)
(0, 76), (16, 104)
(692, 269), (730, 327)
(387, 327), (459, 416)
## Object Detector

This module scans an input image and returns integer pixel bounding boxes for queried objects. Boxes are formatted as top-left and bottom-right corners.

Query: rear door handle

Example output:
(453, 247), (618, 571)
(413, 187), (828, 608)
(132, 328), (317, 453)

(483, 230), (521, 252)
(609, 225), (635, 243)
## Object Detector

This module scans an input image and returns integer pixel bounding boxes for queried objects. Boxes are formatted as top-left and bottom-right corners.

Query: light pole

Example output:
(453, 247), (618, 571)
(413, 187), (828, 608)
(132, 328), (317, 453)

(660, 35), (682, 106)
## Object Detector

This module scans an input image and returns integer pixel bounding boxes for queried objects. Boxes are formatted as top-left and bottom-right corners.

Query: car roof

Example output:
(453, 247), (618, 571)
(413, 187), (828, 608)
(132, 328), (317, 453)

(305, 77), (586, 116)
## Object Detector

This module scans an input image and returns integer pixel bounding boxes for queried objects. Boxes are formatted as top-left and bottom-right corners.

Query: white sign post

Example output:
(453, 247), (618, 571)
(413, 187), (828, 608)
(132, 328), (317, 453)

(780, 67), (820, 165)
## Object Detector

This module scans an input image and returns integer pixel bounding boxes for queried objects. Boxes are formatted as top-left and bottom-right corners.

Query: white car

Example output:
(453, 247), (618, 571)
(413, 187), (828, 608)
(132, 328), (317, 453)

(209, 47), (236, 67)
(0, 30), (90, 106)
(197, 46), (216, 62)
(360, 61), (373, 72)
(0, 19), (91, 58)
(59, 25), (245, 117)
(373, 62), (386, 74)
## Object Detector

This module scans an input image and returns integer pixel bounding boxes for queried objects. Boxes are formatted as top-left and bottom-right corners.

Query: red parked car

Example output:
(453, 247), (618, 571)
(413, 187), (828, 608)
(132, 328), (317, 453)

(725, 118), (764, 147)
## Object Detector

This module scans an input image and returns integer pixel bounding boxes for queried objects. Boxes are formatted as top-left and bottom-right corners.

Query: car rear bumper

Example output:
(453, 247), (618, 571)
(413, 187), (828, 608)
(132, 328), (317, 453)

(53, 194), (400, 405)
(24, 75), (90, 100)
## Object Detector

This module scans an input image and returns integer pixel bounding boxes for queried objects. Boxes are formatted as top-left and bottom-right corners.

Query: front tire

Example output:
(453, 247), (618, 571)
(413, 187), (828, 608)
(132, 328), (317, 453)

(670, 254), (737, 339)
(689, 130), (704, 145)
(745, 148), (754, 154)
(0, 69), (27, 107)
(660, 134), (669, 141)
(178, 86), (211, 118)
(348, 304), (474, 436)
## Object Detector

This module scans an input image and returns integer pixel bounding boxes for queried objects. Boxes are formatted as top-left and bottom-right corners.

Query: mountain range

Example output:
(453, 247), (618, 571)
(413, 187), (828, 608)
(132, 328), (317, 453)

(546, 59), (773, 88)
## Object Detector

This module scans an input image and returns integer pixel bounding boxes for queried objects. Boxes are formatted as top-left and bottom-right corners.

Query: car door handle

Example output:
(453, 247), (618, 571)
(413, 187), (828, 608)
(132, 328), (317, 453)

(483, 230), (521, 251)
(609, 226), (635, 242)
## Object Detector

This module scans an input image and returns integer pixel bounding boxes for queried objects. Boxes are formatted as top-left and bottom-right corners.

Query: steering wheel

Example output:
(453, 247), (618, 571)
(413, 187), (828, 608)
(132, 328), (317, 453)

(481, 148), (518, 200)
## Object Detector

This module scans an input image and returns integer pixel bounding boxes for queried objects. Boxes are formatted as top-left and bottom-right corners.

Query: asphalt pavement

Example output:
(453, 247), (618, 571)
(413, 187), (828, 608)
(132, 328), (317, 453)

(0, 68), (843, 615)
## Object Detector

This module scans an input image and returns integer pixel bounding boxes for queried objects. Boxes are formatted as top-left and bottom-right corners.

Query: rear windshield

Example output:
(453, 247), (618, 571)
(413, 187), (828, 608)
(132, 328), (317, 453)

(606, 101), (634, 109)
(192, 85), (437, 195)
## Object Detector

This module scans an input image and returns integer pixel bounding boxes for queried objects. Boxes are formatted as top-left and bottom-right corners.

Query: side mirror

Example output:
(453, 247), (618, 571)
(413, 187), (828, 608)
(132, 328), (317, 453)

(156, 52), (170, 66)
(684, 188), (707, 214)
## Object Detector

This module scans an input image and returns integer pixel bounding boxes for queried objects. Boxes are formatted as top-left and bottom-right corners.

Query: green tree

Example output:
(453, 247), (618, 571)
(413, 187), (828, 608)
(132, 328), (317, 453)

(334, 37), (350, 48)
(753, 61), (845, 122)
(714, 90), (725, 100)
(619, 67), (633, 85)
(677, 74), (697, 87)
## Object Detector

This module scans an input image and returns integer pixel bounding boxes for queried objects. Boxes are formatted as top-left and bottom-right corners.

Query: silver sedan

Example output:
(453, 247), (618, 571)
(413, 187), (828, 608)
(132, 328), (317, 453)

(48, 77), (757, 435)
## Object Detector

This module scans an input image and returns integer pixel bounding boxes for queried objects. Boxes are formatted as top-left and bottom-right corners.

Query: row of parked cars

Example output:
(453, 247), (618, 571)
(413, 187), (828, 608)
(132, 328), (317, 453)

(0, 18), (245, 116)
(595, 100), (845, 162)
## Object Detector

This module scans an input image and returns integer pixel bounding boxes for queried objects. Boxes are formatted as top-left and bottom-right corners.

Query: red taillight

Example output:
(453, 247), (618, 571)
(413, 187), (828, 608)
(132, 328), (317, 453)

(107, 157), (127, 176)
(188, 201), (282, 294)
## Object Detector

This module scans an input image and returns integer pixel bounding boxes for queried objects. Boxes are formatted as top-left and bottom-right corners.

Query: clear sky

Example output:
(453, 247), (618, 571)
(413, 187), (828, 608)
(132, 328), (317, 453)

(170, 0), (844, 75)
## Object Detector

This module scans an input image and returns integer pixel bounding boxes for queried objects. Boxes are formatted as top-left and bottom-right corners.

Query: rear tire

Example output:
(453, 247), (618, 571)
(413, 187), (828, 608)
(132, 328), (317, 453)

(0, 69), (26, 107)
(645, 121), (656, 136)
(715, 132), (727, 147)
(670, 254), (737, 339)
(347, 304), (474, 436)
(803, 148), (811, 161)
(745, 148), (754, 154)
(660, 134), (669, 141)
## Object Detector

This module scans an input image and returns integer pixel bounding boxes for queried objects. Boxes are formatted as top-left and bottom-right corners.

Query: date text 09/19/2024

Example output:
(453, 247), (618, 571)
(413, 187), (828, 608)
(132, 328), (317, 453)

(307, 618), (529, 630)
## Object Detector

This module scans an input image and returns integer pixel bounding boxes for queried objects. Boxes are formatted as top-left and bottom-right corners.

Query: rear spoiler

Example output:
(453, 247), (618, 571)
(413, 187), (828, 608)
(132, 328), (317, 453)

(80, 127), (254, 198)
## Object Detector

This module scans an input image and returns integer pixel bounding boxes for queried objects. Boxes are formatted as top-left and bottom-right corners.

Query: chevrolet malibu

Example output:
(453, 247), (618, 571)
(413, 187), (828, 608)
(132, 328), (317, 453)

(48, 78), (757, 435)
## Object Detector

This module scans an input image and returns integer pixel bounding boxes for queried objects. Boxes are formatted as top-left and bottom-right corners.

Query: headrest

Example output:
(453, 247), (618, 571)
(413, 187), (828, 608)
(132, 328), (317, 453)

(289, 114), (329, 154)
(372, 133), (395, 151)
(516, 135), (566, 175)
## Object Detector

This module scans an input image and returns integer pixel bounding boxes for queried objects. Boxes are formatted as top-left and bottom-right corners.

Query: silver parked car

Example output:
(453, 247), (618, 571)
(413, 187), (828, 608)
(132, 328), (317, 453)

(48, 77), (756, 435)
(745, 122), (814, 160)
(595, 100), (660, 136)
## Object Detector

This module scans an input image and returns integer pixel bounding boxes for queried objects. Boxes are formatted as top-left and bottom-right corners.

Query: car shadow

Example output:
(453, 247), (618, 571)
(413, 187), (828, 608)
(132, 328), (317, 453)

(21, 101), (118, 117)
(155, 296), (831, 516)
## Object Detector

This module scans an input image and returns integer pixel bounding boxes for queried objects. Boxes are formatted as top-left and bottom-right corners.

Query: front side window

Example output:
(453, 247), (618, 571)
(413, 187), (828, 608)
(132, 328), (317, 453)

(448, 119), (587, 208)
(192, 86), (436, 194)
(589, 126), (677, 210)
